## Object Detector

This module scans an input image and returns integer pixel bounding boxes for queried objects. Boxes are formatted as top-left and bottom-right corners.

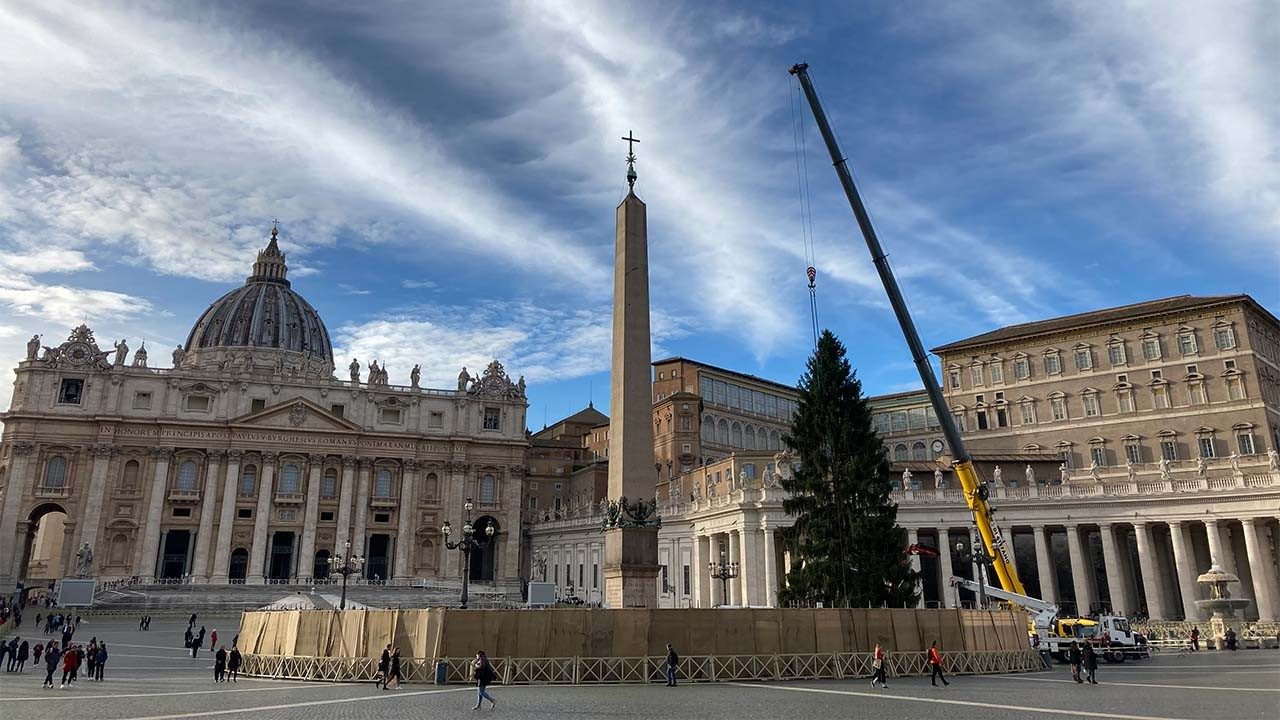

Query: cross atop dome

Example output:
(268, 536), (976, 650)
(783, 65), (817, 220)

(249, 224), (290, 286)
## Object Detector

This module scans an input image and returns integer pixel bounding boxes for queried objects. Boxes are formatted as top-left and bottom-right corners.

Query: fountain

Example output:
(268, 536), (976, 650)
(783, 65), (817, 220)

(1194, 563), (1251, 649)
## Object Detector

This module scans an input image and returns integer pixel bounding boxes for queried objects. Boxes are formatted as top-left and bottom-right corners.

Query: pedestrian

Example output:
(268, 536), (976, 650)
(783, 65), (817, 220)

(214, 646), (227, 683)
(665, 643), (679, 687)
(376, 644), (391, 689)
(1082, 642), (1098, 684)
(0, 638), (9, 671)
(189, 613), (198, 627)
(211, 629), (218, 650)
(71, 642), (82, 683)
(94, 643), (106, 681)
(42, 641), (61, 689)
(387, 647), (402, 690)
(145, 615), (152, 631)
(36, 613), (42, 629)
(191, 632), (203, 659)
(1068, 641), (1083, 683)
(5, 636), (18, 671)
(184, 627), (193, 648)
(60, 645), (76, 688)
(472, 650), (497, 710)
(1190, 626), (1200, 652)
(85, 639), (98, 679)
(15, 639), (29, 673)
(928, 640), (949, 687)
(139, 616), (145, 631)
(1225, 627), (1238, 651)
(33, 641), (44, 666)
(871, 642), (888, 689)
(228, 646), (241, 683)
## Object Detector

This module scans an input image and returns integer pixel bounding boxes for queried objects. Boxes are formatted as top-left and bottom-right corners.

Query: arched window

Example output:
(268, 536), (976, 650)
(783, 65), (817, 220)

(321, 469), (337, 498)
(701, 415), (715, 442)
(911, 442), (927, 461)
(240, 465), (257, 495)
(44, 456), (67, 488)
(894, 444), (909, 461)
(375, 468), (393, 498)
(280, 463), (301, 494)
(717, 419), (730, 445)
(770, 430), (781, 451)
(731, 422), (743, 448)
(120, 459), (140, 490)
(744, 425), (756, 450)
(176, 460), (198, 490)
(423, 472), (439, 500)
(480, 473), (496, 503)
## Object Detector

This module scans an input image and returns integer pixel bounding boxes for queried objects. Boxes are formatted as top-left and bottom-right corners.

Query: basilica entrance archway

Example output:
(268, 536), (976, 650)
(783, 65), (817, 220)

(229, 548), (249, 581)
(159, 530), (192, 579)
(366, 534), (391, 581)
(19, 503), (68, 583)
(470, 516), (499, 583)
(268, 532), (295, 580)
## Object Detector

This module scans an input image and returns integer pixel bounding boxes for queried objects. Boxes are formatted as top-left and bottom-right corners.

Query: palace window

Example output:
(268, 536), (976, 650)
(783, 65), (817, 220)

(185, 395), (210, 412)
(1124, 442), (1142, 465)
(952, 411), (966, 432)
(1189, 382), (1206, 405)
(1237, 432), (1255, 455)
(1214, 325), (1236, 350)
(995, 406), (1008, 428)
(1013, 357), (1030, 380)
(990, 360), (1004, 384)
(176, 460), (198, 491)
(912, 441), (927, 461)
(731, 422), (743, 448)
(970, 363), (984, 387)
(1050, 396), (1067, 421)
(280, 463), (301, 494)
(891, 411), (908, 433)
(1160, 440), (1177, 461)
(976, 409), (989, 430)
(1141, 336), (1161, 360)
(321, 469), (338, 498)
(1090, 446), (1107, 467)
(479, 406), (500, 430)
(58, 378), (84, 405)
(44, 456), (67, 488)
(680, 416), (692, 431)
(238, 508), (253, 519)
(1178, 331), (1198, 355)
(1082, 392), (1100, 417)
(1198, 437), (1216, 459)
(1019, 401), (1035, 425)
(894, 444), (909, 461)
(251, 398), (266, 413)
(423, 473), (439, 499)
(1075, 348), (1093, 370)
(1117, 389), (1134, 413)
(119, 459), (140, 491)
(1108, 341), (1127, 366)
(240, 465), (257, 495)
(480, 473), (497, 503)
(381, 407), (403, 425)
(330, 404), (345, 418)
(1044, 352), (1062, 375)
(1152, 385), (1169, 409)
(1226, 376), (1244, 400)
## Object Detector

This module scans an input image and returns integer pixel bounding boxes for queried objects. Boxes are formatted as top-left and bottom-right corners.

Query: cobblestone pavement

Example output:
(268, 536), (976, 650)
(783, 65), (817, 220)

(2, 615), (1277, 719)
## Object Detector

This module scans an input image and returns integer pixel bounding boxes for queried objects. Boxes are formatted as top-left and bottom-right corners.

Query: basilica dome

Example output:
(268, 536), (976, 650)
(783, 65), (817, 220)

(184, 228), (334, 369)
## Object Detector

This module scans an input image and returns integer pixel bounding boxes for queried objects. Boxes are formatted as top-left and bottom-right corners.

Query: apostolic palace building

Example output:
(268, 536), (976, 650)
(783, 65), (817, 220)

(2, 231), (1278, 625)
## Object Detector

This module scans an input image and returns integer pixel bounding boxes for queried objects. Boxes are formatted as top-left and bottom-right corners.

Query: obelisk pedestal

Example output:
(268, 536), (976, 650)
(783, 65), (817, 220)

(602, 143), (660, 608)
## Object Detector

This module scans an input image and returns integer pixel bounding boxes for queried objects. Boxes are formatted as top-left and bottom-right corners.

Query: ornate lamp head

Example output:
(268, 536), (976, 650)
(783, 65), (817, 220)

(441, 521), (452, 538)
(464, 498), (474, 513)
(485, 525), (495, 538)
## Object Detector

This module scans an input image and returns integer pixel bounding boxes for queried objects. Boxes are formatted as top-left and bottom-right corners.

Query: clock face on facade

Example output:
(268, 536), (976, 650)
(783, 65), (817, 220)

(931, 440), (945, 454)
(66, 341), (92, 365)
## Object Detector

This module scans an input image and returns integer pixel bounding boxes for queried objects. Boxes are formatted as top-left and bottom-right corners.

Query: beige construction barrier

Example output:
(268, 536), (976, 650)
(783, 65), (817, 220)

(236, 607), (1039, 684)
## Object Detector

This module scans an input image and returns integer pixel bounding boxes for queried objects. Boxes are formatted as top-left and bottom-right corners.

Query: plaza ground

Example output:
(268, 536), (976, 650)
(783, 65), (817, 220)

(1, 615), (1277, 720)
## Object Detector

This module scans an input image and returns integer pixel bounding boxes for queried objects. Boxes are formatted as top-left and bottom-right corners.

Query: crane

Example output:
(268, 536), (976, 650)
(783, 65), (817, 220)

(788, 62), (1025, 596)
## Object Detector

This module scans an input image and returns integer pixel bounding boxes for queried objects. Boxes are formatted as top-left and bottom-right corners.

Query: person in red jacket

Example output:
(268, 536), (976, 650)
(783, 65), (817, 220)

(927, 641), (950, 687)
(870, 642), (888, 689)
(60, 645), (77, 688)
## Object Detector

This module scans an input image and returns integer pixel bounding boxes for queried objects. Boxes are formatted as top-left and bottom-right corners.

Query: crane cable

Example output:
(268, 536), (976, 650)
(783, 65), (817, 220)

(789, 78), (820, 348)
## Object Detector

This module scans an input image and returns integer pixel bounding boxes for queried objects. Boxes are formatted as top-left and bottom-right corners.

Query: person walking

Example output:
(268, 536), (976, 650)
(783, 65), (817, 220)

(139, 616), (146, 631)
(184, 626), (193, 649)
(665, 643), (679, 687)
(15, 639), (29, 673)
(71, 642), (83, 683)
(85, 639), (98, 680)
(42, 641), (61, 689)
(376, 644), (391, 689)
(227, 646), (241, 683)
(1068, 641), (1083, 683)
(214, 646), (227, 683)
(928, 641), (949, 687)
(472, 650), (497, 710)
(386, 648), (402, 690)
(870, 642), (888, 689)
(60, 645), (76, 688)
(211, 629), (218, 650)
(0, 637), (10, 672)
(94, 643), (106, 681)
(191, 631), (203, 659)
(33, 641), (43, 666)
(1190, 626), (1200, 652)
(1082, 642), (1098, 684)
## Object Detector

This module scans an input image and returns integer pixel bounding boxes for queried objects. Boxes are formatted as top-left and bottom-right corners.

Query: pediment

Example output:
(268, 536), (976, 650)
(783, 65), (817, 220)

(231, 397), (362, 432)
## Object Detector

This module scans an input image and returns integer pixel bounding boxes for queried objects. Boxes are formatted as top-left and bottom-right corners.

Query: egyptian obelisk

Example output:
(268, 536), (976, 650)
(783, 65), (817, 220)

(603, 132), (660, 608)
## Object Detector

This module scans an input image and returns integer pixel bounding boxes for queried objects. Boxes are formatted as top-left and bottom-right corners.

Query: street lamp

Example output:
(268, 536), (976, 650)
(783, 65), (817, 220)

(954, 536), (992, 610)
(708, 545), (739, 607)
(442, 498), (495, 609)
(324, 541), (365, 611)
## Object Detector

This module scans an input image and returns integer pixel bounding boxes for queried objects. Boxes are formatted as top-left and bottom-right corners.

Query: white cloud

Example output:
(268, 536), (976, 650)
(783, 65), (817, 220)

(401, 280), (438, 290)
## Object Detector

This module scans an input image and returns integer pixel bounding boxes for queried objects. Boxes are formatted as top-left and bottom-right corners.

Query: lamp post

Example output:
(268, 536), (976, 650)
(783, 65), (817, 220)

(442, 498), (495, 609)
(708, 545), (739, 607)
(325, 541), (365, 611)
(954, 535), (992, 610)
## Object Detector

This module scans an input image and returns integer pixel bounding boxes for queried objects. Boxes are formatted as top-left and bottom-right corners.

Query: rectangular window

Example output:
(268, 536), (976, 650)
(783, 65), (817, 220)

(1238, 433), (1255, 455)
(320, 510), (335, 521)
(681, 443), (692, 454)
(728, 384), (741, 409)
(1153, 386), (1169, 409)
(1118, 391), (1133, 413)
(527, 496), (537, 510)
(1044, 354), (1062, 375)
(592, 564), (599, 589)
(996, 407), (1008, 428)
(976, 410), (989, 430)
(1224, 359), (1236, 371)
(373, 512), (390, 523)
(1125, 444), (1141, 465)
(237, 508), (253, 519)
(660, 565), (668, 593)
(1013, 358), (1029, 380)
(132, 391), (152, 410)
(949, 370), (961, 389)
(1178, 334), (1197, 355)
(58, 378), (84, 405)
(1050, 397), (1066, 421)
(1142, 338), (1161, 360)
(1227, 378), (1244, 400)
(1090, 447), (1106, 467)
(330, 403), (345, 418)
(1160, 440), (1177, 461)
(1083, 394), (1100, 417)
(1214, 326), (1235, 350)
(1019, 403), (1034, 425)
(1198, 437), (1216, 458)
(1189, 383), (1206, 405)
(970, 365), (984, 386)
(428, 411), (444, 428)
(908, 407), (926, 430)
(482, 407), (501, 430)
(1185, 364), (1198, 375)
(185, 395), (210, 412)
(873, 414), (890, 434)
(172, 507), (192, 518)
(380, 407), (402, 424)
(683, 565), (691, 595)
(891, 412), (908, 432)
(1108, 343), (1126, 365)
(680, 416), (692, 431)
(251, 398), (266, 413)
(952, 412), (966, 432)
(990, 362), (1004, 384)
(1075, 349), (1092, 370)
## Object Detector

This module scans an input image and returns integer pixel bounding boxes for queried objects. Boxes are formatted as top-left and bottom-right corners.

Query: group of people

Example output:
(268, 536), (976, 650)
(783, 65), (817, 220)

(40, 613), (79, 635)
(36, 638), (106, 688)
(1066, 641), (1101, 684)
(869, 640), (950, 689)
(213, 644), (242, 683)
(371, 645), (497, 710)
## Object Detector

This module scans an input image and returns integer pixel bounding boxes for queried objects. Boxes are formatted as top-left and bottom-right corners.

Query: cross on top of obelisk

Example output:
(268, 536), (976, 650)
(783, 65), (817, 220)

(622, 131), (638, 189)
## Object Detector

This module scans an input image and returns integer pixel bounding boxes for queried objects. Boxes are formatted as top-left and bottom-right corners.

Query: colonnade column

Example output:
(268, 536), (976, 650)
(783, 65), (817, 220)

(1131, 523), (1166, 620)
(1099, 524), (1129, 615)
(1065, 525), (1093, 615)
(710, 534), (724, 606)
(137, 448), (174, 582)
(394, 460), (418, 579)
(1168, 521), (1201, 620)
(727, 530), (741, 606)
(352, 459), (372, 566)
(298, 454), (323, 580)
(691, 533), (706, 608)
(1242, 518), (1278, 621)
(906, 528), (924, 608)
(248, 453), (276, 584)
(1204, 519), (1234, 571)
(210, 451), (242, 583)
(739, 526), (757, 606)
(77, 444), (115, 554)
(190, 450), (225, 580)
(938, 528), (954, 608)
(1032, 525), (1056, 603)
(334, 457), (356, 554)
(763, 527), (777, 608)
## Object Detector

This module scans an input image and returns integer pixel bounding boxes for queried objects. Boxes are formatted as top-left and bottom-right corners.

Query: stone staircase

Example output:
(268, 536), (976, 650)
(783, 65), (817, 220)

(90, 582), (520, 614)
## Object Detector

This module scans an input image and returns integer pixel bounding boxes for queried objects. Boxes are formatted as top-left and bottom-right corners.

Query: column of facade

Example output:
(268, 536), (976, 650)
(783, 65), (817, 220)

(938, 528), (954, 608)
(1099, 524), (1130, 615)
(247, 452), (276, 584)
(352, 459), (373, 568)
(906, 528), (924, 608)
(763, 526), (777, 608)
(210, 451), (242, 583)
(740, 525), (759, 606)
(190, 450), (225, 580)
(1065, 525), (1094, 615)
(0, 444), (36, 584)
(394, 459), (418, 579)
(444, 462), (467, 579)
(1204, 519), (1234, 571)
(691, 533), (707, 608)
(1168, 521), (1202, 620)
(1031, 526), (1056, 603)
(727, 529), (741, 606)
(709, 534), (724, 606)
(334, 457), (356, 554)
(76, 444), (115, 555)
(298, 454), (324, 580)
(1131, 523), (1167, 620)
(137, 448), (174, 582)
(1242, 518), (1278, 621)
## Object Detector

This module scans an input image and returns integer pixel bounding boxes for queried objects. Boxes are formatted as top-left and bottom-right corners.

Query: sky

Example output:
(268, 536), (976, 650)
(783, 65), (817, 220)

(0, 0), (1277, 428)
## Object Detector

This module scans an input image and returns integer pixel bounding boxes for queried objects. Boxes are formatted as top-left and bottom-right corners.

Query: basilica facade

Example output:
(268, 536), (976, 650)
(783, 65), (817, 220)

(0, 230), (529, 593)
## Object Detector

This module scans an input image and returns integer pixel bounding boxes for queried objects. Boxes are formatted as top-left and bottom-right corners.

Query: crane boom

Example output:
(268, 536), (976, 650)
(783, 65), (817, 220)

(788, 62), (1026, 596)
